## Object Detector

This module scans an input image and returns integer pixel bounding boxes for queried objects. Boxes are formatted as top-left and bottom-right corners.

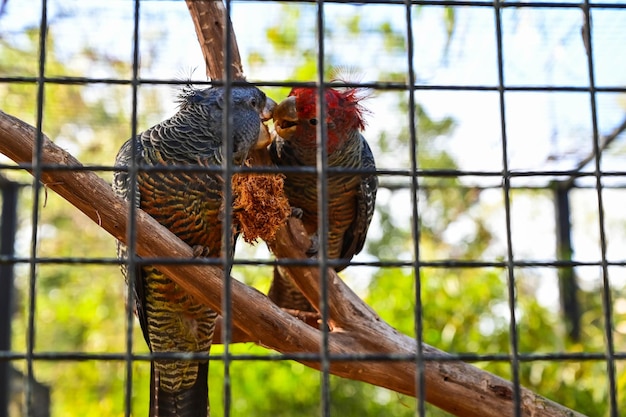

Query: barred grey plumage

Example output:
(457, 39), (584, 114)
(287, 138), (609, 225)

(113, 85), (274, 417)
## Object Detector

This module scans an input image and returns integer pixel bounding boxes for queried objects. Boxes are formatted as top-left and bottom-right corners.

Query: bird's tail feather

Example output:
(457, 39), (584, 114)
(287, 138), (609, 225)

(149, 362), (209, 417)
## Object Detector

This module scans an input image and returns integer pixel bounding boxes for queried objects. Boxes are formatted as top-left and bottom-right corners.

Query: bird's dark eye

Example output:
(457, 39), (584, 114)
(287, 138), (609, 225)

(249, 98), (257, 108)
(309, 118), (318, 126)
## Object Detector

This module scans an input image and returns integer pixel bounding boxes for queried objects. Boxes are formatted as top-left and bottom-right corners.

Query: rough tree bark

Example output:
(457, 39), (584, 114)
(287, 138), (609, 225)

(185, 0), (245, 80)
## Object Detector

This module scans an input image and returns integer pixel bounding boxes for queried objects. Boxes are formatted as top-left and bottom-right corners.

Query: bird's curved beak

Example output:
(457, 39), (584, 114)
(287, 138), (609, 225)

(273, 96), (298, 141)
(254, 97), (277, 150)
(262, 97), (276, 122)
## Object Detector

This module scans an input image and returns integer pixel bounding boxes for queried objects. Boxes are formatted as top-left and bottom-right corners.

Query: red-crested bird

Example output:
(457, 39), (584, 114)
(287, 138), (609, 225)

(268, 85), (377, 312)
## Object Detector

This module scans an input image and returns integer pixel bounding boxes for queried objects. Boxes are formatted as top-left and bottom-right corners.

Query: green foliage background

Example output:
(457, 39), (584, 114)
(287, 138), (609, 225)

(1, 3), (625, 417)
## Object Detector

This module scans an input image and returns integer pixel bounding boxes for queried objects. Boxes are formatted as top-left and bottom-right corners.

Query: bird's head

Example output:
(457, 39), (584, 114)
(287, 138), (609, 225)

(180, 84), (276, 165)
(228, 86), (276, 164)
(273, 85), (367, 152)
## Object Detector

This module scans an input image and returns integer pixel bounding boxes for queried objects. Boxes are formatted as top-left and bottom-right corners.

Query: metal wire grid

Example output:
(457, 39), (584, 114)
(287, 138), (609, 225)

(0, 0), (625, 416)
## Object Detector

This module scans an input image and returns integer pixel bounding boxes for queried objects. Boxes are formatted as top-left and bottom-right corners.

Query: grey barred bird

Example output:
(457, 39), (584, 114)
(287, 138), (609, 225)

(268, 86), (378, 312)
(113, 84), (275, 417)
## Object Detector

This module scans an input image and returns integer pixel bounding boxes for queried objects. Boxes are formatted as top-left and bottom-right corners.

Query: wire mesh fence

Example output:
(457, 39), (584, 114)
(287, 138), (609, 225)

(1, 0), (626, 416)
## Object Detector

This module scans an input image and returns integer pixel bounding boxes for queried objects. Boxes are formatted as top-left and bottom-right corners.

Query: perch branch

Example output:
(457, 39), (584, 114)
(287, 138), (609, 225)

(0, 110), (586, 417)
(185, 0), (245, 80)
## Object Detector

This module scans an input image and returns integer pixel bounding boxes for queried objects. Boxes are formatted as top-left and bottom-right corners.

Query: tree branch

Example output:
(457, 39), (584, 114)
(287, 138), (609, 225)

(0, 110), (586, 417)
(185, 0), (245, 80)
(562, 114), (626, 189)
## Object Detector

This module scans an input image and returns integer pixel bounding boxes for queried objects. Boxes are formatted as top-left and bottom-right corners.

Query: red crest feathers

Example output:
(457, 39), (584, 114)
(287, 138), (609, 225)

(289, 84), (369, 133)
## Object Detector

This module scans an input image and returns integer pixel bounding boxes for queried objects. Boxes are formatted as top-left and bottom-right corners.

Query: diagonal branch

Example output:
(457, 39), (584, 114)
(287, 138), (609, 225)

(0, 110), (587, 417)
(561, 114), (626, 189)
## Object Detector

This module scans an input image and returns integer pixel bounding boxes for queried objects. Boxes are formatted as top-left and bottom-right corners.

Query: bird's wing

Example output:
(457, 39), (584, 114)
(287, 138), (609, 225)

(112, 137), (152, 349)
(339, 135), (378, 268)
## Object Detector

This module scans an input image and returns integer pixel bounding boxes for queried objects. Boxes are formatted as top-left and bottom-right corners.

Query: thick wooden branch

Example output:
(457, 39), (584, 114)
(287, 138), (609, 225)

(185, 0), (245, 80)
(0, 111), (586, 417)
